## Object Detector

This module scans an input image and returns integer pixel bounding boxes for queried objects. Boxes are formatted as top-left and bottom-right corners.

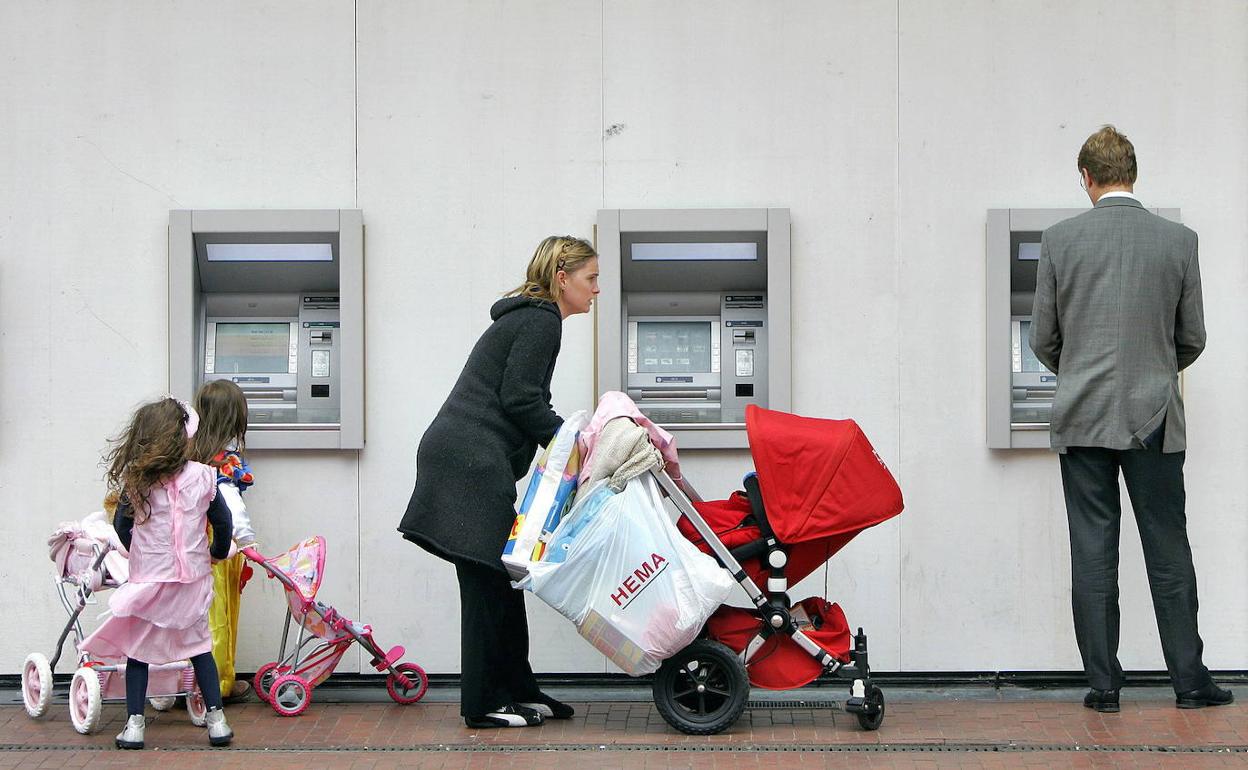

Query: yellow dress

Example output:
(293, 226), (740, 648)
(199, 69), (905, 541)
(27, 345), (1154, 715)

(209, 552), (246, 694)
(208, 450), (257, 697)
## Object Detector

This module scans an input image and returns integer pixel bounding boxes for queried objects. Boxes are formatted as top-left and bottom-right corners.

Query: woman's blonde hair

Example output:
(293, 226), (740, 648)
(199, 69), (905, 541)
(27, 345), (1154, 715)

(506, 236), (597, 302)
(190, 379), (249, 466)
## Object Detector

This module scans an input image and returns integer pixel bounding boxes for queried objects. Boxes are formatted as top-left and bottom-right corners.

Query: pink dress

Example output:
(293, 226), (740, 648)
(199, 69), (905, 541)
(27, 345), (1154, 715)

(81, 462), (218, 664)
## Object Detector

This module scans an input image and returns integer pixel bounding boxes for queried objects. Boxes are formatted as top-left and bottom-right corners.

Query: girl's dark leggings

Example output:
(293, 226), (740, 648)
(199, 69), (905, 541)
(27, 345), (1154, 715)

(125, 653), (223, 715)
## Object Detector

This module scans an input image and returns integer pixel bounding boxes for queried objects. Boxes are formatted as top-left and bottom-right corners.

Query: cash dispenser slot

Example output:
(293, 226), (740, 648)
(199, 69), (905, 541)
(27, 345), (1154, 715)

(243, 387), (297, 401)
(637, 389), (718, 400)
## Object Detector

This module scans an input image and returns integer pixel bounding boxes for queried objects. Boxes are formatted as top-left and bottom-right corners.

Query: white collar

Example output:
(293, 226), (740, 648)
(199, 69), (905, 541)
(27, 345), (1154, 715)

(1097, 190), (1140, 202)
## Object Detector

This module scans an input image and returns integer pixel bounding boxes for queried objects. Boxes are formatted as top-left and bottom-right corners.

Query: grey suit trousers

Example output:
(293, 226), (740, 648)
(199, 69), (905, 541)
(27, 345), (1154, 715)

(1059, 430), (1211, 694)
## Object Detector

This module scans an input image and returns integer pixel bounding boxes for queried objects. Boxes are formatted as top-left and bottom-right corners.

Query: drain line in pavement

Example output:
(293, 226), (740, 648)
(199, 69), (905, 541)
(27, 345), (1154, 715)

(4, 742), (1246, 754)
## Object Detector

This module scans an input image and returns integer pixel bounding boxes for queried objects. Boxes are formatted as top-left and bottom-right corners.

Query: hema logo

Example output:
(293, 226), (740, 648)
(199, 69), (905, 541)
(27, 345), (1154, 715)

(610, 553), (669, 609)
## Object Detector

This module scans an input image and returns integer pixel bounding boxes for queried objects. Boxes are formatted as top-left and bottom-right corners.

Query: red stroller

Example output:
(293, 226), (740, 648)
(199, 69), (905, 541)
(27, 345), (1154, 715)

(653, 405), (904, 734)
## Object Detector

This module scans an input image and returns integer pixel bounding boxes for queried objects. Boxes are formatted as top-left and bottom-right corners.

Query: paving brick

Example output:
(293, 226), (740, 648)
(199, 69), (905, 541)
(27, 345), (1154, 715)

(2, 690), (1246, 769)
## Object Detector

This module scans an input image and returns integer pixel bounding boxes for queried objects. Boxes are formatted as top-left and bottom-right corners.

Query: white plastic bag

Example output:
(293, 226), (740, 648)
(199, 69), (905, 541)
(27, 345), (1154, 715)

(502, 410), (589, 580)
(518, 474), (735, 675)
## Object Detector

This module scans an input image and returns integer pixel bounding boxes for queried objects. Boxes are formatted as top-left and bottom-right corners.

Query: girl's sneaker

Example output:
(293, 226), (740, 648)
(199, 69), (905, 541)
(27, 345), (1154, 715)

(206, 708), (234, 746)
(115, 714), (145, 750)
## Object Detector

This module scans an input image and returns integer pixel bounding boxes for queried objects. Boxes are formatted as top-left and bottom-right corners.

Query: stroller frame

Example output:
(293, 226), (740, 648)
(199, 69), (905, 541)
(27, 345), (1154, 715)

(245, 546), (427, 716)
(24, 543), (209, 734)
(648, 467), (884, 734)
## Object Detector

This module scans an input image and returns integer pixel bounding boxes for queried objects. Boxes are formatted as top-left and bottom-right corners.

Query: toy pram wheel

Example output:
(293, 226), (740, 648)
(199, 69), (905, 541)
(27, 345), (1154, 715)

(149, 696), (176, 711)
(69, 667), (103, 734)
(386, 662), (429, 705)
(653, 639), (748, 735)
(187, 687), (208, 726)
(855, 685), (885, 731)
(253, 661), (283, 704)
(22, 653), (53, 718)
(270, 674), (312, 717)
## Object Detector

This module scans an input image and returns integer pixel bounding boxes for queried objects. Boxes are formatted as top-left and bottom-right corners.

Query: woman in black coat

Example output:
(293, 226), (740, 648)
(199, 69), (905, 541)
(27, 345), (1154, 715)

(399, 235), (599, 728)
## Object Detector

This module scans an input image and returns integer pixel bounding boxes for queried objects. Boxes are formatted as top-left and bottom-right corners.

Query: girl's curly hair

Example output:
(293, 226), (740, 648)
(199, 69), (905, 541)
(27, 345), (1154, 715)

(104, 398), (190, 523)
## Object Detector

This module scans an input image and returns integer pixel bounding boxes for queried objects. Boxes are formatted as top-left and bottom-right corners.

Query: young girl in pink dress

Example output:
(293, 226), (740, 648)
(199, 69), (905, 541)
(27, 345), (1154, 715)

(81, 397), (235, 749)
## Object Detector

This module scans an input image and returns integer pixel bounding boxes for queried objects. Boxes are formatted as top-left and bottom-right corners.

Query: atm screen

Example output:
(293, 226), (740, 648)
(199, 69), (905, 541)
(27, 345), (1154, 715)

(637, 321), (713, 374)
(214, 323), (290, 373)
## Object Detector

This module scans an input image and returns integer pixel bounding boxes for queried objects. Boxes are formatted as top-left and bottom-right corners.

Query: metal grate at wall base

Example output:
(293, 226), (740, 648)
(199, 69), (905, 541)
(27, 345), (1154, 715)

(5, 743), (1247, 755)
(745, 699), (840, 709)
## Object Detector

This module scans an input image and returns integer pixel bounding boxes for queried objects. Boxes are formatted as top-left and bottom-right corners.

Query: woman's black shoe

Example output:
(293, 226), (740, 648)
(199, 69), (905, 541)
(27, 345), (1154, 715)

(465, 703), (545, 728)
(1082, 688), (1120, 713)
(519, 692), (575, 720)
(1176, 683), (1233, 709)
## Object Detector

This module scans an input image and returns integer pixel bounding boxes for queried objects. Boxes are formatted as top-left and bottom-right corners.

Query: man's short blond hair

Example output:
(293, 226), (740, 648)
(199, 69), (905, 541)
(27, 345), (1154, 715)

(1078, 125), (1138, 186)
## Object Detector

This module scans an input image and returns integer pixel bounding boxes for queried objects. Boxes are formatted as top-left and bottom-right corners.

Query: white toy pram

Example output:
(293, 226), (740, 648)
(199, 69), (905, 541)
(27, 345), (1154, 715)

(22, 510), (212, 734)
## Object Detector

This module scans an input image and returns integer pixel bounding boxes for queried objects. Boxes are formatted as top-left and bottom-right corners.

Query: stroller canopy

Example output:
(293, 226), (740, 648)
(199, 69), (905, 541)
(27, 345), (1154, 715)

(267, 536), (326, 601)
(746, 405), (903, 544)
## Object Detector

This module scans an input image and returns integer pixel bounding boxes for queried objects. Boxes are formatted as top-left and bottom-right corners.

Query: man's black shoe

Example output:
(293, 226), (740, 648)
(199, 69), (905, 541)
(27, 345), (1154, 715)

(1083, 688), (1120, 713)
(1176, 683), (1234, 709)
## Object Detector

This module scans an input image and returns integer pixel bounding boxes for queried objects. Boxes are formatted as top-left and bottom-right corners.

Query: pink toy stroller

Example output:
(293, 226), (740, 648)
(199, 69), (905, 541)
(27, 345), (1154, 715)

(23, 512), (211, 733)
(244, 537), (428, 716)
(651, 405), (904, 734)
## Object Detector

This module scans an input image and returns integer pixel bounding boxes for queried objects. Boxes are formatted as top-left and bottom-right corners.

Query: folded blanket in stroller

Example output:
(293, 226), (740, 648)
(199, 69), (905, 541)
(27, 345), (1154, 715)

(48, 510), (129, 588)
(582, 417), (663, 492)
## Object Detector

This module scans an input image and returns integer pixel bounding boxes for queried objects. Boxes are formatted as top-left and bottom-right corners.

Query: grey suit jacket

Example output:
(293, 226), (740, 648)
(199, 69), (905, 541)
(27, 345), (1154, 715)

(1029, 196), (1205, 453)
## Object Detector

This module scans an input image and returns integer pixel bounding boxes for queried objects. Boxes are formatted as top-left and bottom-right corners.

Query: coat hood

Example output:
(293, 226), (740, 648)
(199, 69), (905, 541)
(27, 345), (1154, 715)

(490, 295), (561, 321)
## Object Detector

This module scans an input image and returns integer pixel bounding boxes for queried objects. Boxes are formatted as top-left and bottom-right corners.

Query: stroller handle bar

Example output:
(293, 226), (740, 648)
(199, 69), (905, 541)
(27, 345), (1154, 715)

(650, 469), (764, 608)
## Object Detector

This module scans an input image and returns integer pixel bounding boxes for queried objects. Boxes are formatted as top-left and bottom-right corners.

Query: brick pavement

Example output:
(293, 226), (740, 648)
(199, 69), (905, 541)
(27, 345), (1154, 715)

(2, 691), (1245, 768)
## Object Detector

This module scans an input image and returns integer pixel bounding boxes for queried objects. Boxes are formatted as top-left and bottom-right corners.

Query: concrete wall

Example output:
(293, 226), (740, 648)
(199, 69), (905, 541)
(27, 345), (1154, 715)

(1, 0), (1244, 677)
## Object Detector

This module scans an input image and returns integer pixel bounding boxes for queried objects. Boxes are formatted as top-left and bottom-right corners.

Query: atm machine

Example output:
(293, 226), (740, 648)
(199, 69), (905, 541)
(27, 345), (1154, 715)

(986, 206), (1180, 449)
(597, 209), (791, 449)
(169, 210), (364, 450)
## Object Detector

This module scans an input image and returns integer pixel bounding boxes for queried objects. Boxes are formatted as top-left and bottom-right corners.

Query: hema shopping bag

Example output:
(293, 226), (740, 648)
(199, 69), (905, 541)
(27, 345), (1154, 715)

(502, 411), (589, 580)
(518, 475), (735, 675)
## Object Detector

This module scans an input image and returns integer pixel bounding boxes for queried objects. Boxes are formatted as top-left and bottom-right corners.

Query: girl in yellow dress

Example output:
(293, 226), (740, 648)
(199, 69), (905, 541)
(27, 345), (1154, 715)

(190, 380), (258, 702)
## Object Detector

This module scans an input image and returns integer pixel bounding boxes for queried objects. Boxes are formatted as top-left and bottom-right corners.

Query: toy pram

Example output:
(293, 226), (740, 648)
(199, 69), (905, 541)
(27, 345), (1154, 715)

(244, 537), (428, 716)
(652, 405), (904, 734)
(23, 512), (211, 734)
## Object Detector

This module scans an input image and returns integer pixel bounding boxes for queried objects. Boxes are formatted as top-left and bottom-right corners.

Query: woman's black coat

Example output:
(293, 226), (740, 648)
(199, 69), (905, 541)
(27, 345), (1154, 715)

(398, 297), (564, 571)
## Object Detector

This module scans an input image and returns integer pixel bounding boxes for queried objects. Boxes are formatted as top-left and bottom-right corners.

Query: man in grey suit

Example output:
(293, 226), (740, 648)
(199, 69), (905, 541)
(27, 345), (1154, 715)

(1030, 125), (1232, 713)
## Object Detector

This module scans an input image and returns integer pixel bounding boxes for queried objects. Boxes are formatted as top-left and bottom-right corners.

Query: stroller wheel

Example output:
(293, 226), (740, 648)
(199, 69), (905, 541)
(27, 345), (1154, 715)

(187, 687), (208, 726)
(653, 639), (748, 735)
(855, 686), (885, 731)
(253, 661), (283, 704)
(69, 667), (103, 734)
(149, 696), (176, 712)
(386, 662), (429, 705)
(22, 653), (53, 719)
(270, 674), (312, 717)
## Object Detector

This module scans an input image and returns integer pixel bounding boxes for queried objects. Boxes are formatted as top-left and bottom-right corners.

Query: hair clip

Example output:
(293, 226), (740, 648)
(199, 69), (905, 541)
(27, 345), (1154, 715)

(165, 395), (200, 438)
